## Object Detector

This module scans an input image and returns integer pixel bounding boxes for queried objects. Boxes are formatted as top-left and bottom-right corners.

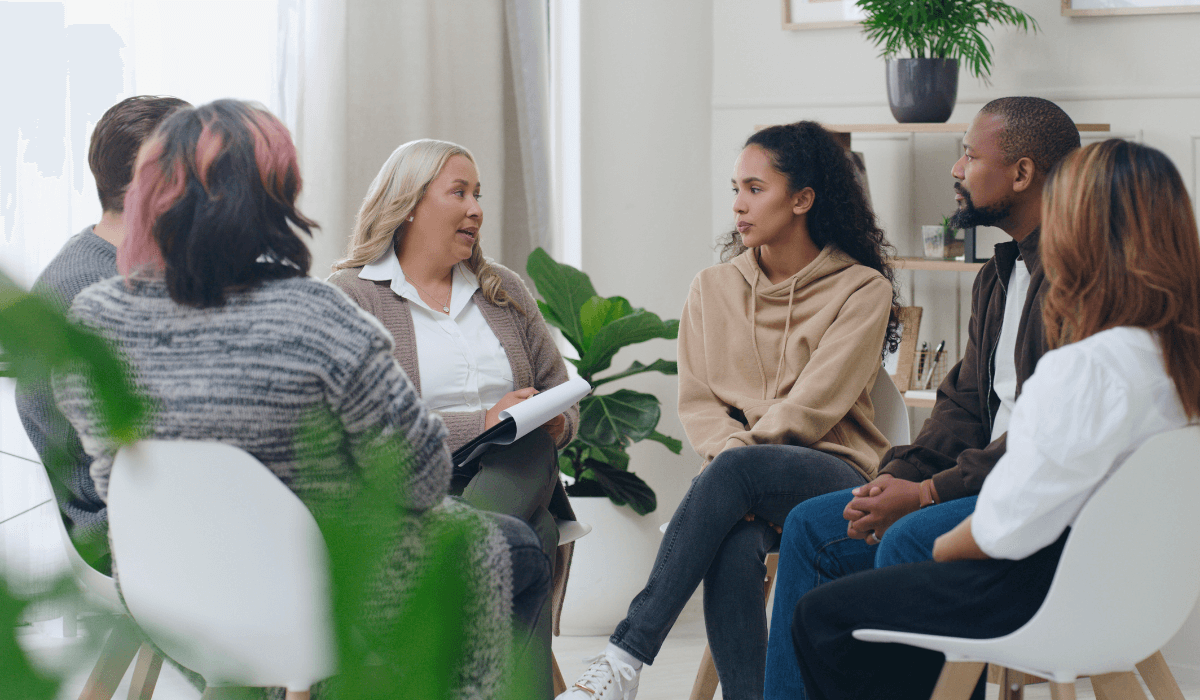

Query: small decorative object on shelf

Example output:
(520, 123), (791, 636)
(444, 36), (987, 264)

(856, 0), (1040, 123)
(921, 217), (965, 260)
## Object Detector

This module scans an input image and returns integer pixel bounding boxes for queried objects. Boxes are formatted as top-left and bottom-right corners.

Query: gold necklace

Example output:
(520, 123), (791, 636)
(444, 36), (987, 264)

(406, 274), (451, 314)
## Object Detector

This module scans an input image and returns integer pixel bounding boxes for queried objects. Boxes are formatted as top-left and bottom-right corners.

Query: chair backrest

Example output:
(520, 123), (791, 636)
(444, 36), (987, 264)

(997, 425), (1200, 677)
(870, 365), (911, 447)
(34, 464), (123, 612)
(106, 440), (336, 690)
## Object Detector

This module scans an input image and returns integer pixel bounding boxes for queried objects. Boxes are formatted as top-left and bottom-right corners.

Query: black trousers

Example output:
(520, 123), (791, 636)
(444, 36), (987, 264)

(792, 530), (1070, 700)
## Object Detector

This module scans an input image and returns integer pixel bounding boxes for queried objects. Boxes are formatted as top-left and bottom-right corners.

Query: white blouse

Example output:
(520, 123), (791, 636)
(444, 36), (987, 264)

(358, 252), (513, 414)
(972, 326), (1191, 560)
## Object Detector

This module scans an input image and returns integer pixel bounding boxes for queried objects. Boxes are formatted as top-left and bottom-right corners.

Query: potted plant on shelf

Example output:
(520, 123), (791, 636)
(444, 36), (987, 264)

(526, 248), (684, 634)
(856, 0), (1039, 123)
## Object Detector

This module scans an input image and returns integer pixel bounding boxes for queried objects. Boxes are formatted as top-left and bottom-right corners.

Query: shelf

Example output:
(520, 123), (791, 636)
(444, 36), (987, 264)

(892, 257), (985, 272)
(902, 390), (937, 408)
(821, 123), (1112, 134)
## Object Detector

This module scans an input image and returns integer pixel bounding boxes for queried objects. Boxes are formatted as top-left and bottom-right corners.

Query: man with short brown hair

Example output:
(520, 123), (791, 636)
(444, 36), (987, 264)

(16, 95), (188, 571)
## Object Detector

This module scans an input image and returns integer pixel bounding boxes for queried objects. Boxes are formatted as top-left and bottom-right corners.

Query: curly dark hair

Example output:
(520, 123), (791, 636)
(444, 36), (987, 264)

(718, 121), (902, 354)
(980, 97), (1080, 177)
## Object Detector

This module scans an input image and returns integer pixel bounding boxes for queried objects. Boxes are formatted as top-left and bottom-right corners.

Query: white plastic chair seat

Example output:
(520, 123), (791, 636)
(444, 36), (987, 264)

(35, 464), (123, 614)
(853, 426), (1200, 684)
(556, 518), (592, 545)
(106, 440), (336, 692)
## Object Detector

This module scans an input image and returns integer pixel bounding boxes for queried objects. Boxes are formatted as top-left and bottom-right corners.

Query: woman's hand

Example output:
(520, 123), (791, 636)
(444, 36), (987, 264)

(932, 515), (991, 562)
(541, 413), (567, 443)
(485, 387), (538, 429)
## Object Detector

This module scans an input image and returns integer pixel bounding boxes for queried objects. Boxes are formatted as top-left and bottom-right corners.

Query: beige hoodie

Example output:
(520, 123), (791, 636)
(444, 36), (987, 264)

(677, 245), (893, 478)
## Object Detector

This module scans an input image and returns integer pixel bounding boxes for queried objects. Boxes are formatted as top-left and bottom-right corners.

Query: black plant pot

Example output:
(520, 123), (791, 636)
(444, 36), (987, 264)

(886, 58), (959, 124)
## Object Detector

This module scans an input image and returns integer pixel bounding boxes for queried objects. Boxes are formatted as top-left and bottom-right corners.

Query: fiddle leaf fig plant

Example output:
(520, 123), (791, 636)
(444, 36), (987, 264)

(527, 248), (682, 516)
(856, 0), (1039, 80)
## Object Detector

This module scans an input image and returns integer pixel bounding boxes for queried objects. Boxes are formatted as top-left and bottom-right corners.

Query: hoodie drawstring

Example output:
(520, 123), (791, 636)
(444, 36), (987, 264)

(749, 264), (771, 400)
(771, 277), (799, 398)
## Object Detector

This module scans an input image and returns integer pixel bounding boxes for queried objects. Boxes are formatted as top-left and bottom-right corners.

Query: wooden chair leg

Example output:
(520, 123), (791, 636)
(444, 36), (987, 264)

(80, 624), (142, 700)
(551, 651), (567, 696)
(688, 644), (720, 700)
(1136, 650), (1186, 700)
(997, 665), (1026, 700)
(929, 661), (986, 700)
(1050, 682), (1077, 700)
(283, 691), (310, 700)
(1092, 671), (1149, 700)
(125, 644), (162, 700)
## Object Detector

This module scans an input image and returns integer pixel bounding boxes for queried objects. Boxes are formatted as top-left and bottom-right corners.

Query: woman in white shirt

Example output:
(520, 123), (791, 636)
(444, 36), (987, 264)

(789, 139), (1200, 700)
(327, 139), (578, 699)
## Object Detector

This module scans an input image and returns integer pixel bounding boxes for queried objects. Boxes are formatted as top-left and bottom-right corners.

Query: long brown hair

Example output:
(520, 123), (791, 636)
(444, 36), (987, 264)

(1041, 139), (1200, 418)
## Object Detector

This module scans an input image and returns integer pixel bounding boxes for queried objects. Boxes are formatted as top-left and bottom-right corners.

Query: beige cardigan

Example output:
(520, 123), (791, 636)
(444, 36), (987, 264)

(328, 261), (580, 632)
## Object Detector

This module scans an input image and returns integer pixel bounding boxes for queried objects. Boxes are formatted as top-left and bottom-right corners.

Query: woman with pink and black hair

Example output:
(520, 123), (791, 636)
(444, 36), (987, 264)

(55, 99), (547, 698)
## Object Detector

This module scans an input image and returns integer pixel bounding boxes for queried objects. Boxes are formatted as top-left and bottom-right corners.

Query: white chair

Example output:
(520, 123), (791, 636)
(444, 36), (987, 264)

(106, 441), (336, 700)
(853, 425), (1200, 700)
(688, 366), (911, 700)
(34, 463), (163, 700)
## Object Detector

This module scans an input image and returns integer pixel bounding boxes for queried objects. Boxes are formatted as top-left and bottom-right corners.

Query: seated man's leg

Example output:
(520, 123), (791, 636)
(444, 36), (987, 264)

(764, 487), (876, 700)
(873, 496), (978, 568)
(792, 532), (1068, 700)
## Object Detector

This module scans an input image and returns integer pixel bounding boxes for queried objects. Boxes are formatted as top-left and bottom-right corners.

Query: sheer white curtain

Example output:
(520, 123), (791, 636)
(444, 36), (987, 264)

(0, 0), (284, 607)
(1, 0), (555, 608)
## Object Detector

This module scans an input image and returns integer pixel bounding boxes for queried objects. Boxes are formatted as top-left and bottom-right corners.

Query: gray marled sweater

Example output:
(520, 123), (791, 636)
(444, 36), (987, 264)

(54, 274), (513, 699)
(15, 226), (114, 555)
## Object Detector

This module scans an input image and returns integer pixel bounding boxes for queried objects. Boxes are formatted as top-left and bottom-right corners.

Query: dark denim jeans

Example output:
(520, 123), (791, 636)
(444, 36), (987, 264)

(764, 487), (978, 700)
(609, 445), (866, 700)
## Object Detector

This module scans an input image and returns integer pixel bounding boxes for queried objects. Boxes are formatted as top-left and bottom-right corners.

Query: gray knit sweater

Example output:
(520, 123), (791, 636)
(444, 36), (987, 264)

(54, 274), (513, 698)
(15, 226), (115, 554)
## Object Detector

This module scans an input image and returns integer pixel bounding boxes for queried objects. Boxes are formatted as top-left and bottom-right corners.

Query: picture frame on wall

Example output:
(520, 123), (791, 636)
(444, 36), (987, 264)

(1061, 0), (1200, 16)
(781, 0), (864, 30)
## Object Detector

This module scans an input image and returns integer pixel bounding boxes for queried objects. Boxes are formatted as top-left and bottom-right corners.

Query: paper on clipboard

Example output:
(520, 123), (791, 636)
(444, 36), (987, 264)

(452, 376), (592, 466)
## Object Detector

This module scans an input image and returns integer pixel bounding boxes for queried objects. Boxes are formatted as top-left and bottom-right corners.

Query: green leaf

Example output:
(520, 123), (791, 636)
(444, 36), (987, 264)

(0, 576), (62, 700)
(576, 311), (679, 378)
(591, 359), (678, 387)
(585, 459), (657, 515)
(645, 430), (683, 455)
(581, 441), (632, 472)
(579, 296), (634, 352)
(578, 390), (661, 447)
(526, 248), (597, 352)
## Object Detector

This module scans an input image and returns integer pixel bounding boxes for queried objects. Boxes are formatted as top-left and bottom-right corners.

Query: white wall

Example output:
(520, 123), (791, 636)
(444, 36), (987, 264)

(708, 0), (1200, 677)
(579, 0), (715, 531)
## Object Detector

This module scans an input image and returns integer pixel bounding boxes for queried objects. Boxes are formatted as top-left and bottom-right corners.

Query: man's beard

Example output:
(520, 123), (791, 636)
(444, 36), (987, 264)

(949, 183), (1013, 229)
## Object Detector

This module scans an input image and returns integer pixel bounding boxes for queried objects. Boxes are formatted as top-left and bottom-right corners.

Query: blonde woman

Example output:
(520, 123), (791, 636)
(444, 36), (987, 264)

(329, 139), (577, 695)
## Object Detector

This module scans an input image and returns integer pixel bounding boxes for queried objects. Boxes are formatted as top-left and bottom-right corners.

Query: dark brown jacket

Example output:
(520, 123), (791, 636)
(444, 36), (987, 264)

(880, 229), (1047, 501)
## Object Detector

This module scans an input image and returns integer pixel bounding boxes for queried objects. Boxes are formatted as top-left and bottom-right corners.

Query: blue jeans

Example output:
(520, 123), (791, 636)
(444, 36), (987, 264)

(764, 488), (977, 700)
(609, 445), (866, 700)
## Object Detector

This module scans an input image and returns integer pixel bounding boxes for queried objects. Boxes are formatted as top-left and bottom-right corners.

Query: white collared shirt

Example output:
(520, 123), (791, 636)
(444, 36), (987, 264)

(971, 327), (1190, 560)
(359, 251), (513, 413)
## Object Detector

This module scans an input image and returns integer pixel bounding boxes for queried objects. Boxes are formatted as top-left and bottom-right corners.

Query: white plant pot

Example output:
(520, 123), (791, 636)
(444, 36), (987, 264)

(559, 496), (663, 636)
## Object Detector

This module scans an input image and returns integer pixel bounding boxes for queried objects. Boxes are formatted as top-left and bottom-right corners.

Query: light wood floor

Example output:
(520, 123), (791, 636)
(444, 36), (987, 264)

(19, 617), (1200, 700)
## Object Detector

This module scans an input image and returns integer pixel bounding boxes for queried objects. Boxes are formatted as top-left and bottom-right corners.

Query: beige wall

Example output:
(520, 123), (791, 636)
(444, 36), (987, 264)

(708, 0), (1200, 676)
(579, 0), (715, 526)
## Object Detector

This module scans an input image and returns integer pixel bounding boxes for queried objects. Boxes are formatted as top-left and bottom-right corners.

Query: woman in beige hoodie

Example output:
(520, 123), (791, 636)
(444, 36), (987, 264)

(560, 122), (901, 700)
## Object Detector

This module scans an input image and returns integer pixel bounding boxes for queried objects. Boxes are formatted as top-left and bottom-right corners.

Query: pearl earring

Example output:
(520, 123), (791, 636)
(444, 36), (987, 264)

(408, 216), (414, 222)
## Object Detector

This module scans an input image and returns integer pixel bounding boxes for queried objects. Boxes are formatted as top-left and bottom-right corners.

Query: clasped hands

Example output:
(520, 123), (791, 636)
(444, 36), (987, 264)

(484, 387), (567, 442)
(843, 473), (921, 546)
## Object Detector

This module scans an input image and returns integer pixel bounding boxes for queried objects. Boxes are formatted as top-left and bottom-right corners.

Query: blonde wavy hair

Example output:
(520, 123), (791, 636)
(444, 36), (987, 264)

(332, 138), (521, 314)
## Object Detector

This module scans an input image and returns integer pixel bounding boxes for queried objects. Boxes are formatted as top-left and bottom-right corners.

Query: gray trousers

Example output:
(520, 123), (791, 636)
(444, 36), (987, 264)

(452, 428), (560, 699)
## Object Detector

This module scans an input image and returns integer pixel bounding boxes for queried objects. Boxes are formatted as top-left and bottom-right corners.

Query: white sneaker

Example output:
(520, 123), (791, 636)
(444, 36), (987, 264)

(556, 652), (641, 699)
